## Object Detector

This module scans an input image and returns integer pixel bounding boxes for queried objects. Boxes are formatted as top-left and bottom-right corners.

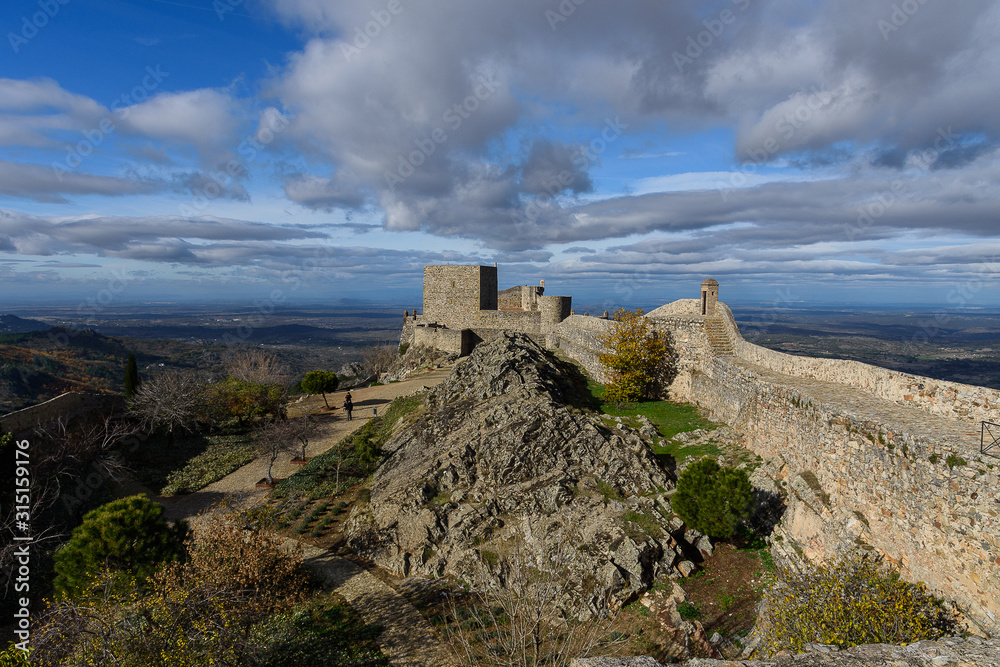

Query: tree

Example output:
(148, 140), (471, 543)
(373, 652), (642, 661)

(672, 457), (753, 540)
(301, 370), (339, 409)
(33, 507), (310, 667)
(224, 347), (288, 385)
(124, 352), (140, 401)
(128, 370), (206, 444)
(254, 419), (298, 485)
(52, 494), (188, 599)
(360, 342), (397, 382)
(598, 308), (678, 403)
(758, 551), (960, 655)
(207, 378), (287, 427)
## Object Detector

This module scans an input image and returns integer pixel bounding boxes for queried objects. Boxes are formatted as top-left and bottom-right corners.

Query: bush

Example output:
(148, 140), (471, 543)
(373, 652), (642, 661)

(599, 308), (679, 403)
(53, 495), (188, 599)
(759, 551), (960, 654)
(672, 458), (753, 539)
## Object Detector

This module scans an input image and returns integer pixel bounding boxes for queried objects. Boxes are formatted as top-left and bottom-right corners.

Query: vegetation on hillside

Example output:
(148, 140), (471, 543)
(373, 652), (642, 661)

(31, 506), (387, 666)
(758, 551), (961, 654)
(672, 458), (754, 540)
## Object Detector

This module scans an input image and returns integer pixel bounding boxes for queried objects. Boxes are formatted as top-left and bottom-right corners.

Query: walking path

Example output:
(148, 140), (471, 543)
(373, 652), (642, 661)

(153, 364), (458, 667)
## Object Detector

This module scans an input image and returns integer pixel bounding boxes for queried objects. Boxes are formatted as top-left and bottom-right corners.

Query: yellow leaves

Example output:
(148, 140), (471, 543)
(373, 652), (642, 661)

(758, 551), (959, 657)
(599, 308), (678, 403)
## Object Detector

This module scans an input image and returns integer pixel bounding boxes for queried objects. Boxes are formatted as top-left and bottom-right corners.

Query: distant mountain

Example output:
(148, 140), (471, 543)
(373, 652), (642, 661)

(0, 314), (50, 333)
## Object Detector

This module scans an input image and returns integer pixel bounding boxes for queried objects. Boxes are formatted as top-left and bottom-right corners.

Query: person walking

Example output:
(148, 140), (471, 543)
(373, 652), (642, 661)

(343, 392), (353, 421)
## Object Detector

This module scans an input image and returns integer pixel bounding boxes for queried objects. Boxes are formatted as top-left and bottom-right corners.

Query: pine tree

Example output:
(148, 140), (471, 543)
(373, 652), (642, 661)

(124, 352), (140, 401)
(301, 370), (339, 409)
(53, 495), (188, 599)
(672, 457), (753, 539)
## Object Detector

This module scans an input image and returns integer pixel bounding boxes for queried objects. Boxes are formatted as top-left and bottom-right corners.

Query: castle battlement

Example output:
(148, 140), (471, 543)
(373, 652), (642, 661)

(401, 264), (1000, 635)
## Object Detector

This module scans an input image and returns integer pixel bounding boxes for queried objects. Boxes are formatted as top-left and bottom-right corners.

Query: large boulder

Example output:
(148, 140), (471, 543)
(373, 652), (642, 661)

(346, 332), (679, 610)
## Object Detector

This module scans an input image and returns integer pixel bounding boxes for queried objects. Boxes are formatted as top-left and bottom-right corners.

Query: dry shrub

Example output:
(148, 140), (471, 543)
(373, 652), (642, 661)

(445, 530), (623, 667)
(31, 509), (309, 667)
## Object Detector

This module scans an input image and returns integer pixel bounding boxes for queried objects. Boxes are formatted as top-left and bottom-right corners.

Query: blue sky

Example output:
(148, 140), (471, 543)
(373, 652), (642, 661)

(1, 0), (1000, 309)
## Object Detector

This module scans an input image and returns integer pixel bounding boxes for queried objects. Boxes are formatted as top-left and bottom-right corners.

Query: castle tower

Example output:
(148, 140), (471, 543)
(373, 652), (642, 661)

(700, 278), (719, 316)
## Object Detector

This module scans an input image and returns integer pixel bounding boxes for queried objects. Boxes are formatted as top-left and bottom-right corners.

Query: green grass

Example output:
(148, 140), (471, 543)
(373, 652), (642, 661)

(273, 394), (424, 498)
(130, 432), (257, 495)
(623, 511), (664, 539)
(587, 376), (718, 439)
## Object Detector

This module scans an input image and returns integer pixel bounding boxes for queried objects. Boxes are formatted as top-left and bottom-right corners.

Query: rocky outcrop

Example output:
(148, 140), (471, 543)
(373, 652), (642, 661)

(345, 332), (686, 610)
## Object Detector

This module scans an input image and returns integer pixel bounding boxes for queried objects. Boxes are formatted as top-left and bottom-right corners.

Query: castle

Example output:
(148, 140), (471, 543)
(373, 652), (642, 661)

(403, 264), (1000, 636)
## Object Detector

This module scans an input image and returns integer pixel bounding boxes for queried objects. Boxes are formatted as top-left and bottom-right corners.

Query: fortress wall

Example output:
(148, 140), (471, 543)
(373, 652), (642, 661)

(1, 392), (121, 435)
(497, 286), (523, 310)
(690, 356), (1000, 634)
(550, 315), (614, 383)
(475, 309), (543, 333)
(716, 304), (1000, 424)
(422, 265), (496, 329)
(411, 326), (471, 355)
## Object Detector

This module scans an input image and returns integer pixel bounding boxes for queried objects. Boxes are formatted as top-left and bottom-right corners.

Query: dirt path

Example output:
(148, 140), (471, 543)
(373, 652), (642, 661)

(292, 540), (458, 667)
(157, 365), (453, 522)
(151, 364), (458, 666)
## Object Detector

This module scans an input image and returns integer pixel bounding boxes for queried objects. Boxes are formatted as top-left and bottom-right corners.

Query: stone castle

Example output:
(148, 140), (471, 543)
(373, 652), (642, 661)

(402, 264), (1000, 636)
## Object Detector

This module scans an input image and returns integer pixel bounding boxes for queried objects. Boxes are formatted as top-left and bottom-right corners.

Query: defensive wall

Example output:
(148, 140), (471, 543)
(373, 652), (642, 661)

(408, 266), (1000, 632)
(0, 391), (123, 435)
(402, 265), (572, 354)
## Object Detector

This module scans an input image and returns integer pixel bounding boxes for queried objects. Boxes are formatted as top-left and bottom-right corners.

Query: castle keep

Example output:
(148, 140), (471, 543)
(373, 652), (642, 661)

(403, 264), (1000, 636)
(402, 264), (572, 355)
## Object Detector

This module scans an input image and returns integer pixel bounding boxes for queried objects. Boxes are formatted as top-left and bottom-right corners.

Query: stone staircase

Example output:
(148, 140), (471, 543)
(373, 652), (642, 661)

(703, 316), (735, 356)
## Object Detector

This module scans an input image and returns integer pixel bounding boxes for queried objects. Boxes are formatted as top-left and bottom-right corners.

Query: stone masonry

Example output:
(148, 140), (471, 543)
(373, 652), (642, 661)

(405, 266), (1000, 635)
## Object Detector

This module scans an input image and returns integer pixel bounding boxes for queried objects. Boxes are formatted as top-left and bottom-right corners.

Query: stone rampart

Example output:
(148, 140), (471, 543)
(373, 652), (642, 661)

(686, 350), (1000, 634)
(716, 304), (1000, 425)
(1, 392), (122, 435)
(411, 326), (472, 356)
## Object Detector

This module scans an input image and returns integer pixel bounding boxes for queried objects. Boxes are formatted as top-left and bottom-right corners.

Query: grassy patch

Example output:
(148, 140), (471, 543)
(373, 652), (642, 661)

(589, 379), (719, 439)
(624, 511), (664, 539)
(596, 478), (623, 501)
(273, 394), (424, 498)
(128, 431), (257, 495)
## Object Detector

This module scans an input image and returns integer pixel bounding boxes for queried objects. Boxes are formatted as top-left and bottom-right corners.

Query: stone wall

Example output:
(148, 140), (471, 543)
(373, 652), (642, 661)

(1, 392), (122, 435)
(684, 343), (1000, 634)
(716, 304), (1000, 425)
(422, 265), (497, 329)
(411, 326), (472, 356)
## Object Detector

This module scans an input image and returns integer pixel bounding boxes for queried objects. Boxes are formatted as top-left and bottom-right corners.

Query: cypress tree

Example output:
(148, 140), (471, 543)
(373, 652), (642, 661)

(124, 352), (141, 401)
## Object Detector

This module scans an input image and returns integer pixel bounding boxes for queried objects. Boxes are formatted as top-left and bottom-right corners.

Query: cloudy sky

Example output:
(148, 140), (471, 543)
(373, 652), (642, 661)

(1, 0), (999, 308)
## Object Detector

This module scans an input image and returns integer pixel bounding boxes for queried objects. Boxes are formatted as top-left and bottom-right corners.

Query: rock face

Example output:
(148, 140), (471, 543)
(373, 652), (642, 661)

(345, 332), (683, 610)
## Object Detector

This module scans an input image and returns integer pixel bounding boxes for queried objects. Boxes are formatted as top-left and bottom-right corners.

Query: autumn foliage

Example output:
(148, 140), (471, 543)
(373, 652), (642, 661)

(599, 308), (678, 403)
(758, 551), (960, 654)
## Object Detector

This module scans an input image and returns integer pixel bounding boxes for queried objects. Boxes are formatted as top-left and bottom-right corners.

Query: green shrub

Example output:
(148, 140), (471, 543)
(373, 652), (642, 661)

(672, 458), (753, 539)
(677, 602), (700, 620)
(945, 454), (967, 469)
(53, 495), (188, 599)
(759, 552), (959, 655)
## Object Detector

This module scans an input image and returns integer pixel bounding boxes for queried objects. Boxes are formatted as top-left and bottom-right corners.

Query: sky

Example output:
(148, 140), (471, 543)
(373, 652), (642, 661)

(1, 0), (1000, 310)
